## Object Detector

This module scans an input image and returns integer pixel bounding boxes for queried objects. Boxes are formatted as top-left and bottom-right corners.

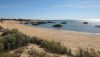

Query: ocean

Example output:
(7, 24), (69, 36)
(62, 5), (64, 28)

(23, 20), (100, 34)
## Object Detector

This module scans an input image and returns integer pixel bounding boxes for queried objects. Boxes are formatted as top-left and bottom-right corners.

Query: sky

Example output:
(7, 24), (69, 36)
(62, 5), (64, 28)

(0, 0), (100, 20)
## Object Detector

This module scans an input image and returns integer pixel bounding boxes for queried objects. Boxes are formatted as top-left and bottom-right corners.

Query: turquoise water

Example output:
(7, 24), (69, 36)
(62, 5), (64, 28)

(24, 20), (100, 34)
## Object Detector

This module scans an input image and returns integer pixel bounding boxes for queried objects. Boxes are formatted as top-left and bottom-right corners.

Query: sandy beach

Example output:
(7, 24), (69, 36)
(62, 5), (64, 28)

(1, 20), (100, 51)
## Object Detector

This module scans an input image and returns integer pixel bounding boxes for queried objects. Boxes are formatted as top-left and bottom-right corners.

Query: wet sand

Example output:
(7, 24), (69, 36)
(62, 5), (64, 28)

(1, 20), (100, 51)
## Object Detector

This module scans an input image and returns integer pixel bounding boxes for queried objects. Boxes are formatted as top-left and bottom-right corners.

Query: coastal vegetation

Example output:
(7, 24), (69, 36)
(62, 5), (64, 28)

(28, 49), (59, 57)
(0, 26), (68, 57)
(0, 29), (30, 51)
(0, 26), (100, 57)
(75, 48), (100, 57)
(29, 37), (71, 55)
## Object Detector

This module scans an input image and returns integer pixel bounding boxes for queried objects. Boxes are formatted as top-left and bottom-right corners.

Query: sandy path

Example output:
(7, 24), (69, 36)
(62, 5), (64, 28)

(1, 21), (100, 51)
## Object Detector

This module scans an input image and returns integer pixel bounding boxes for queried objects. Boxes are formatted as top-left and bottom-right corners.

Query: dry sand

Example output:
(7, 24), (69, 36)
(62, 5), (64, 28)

(0, 20), (100, 51)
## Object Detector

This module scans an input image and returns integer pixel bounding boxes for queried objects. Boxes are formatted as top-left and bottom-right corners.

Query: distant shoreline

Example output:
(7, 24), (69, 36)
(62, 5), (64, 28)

(20, 23), (100, 36)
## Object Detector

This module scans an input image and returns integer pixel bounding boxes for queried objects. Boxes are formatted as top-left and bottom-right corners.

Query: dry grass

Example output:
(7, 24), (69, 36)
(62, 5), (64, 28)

(0, 27), (100, 57)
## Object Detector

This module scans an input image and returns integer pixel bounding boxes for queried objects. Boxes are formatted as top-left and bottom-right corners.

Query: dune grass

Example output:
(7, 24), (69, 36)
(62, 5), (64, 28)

(29, 37), (72, 55)
(0, 27), (100, 57)
(75, 48), (100, 57)
(40, 40), (72, 55)
(28, 49), (59, 57)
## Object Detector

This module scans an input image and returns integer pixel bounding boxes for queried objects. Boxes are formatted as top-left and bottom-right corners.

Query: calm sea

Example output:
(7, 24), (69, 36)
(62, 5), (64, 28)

(24, 20), (100, 34)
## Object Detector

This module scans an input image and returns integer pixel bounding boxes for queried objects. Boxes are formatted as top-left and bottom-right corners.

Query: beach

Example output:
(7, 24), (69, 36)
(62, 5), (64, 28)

(1, 20), (100, 51)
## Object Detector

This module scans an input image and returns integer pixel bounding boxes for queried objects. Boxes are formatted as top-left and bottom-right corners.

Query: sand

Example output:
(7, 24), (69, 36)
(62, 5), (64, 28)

(1, 20), (100, 51)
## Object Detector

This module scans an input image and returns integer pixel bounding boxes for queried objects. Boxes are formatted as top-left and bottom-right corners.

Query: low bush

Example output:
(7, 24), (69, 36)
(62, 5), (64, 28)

(0, 29), (30, 51)
(29, 36), (43, 45)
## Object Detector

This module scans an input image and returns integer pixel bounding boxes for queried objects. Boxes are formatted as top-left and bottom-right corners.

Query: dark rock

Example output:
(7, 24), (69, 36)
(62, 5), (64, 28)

(53, 24), (62, 27)
(83, 22), (88, 24)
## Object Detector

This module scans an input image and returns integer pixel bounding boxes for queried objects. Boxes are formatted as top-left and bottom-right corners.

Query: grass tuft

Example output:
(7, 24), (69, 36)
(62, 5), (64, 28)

(75, 48), (100, 57)
(28, 49), (59, 57)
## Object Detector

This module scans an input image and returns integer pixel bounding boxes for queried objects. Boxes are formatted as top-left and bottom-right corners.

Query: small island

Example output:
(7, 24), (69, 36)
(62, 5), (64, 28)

(83, 22), (88, 24)
(95, 25), (100, 28)
(53, 24), (63, 27)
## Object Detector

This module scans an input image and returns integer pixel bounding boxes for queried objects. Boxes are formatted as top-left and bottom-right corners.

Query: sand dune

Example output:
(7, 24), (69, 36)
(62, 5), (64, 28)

(1, 20), (100, 51)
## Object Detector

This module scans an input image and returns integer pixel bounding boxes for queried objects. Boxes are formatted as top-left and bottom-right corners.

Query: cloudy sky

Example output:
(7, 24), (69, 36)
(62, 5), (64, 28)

(0, 0), (100, 20)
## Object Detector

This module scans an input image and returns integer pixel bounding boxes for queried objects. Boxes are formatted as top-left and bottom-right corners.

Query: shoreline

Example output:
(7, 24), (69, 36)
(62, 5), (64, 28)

(1, 20), (100, 51)
(21, 23), (100, 36)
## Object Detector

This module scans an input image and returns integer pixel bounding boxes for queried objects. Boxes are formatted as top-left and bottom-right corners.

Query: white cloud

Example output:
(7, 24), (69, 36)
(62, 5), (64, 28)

(51, 0), (100, 9)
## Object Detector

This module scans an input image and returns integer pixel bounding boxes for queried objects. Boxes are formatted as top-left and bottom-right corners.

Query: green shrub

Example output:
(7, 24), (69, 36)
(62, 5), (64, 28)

(29, 37), (43, 45)
(2, 33), (16, 51)
(1, 29), (30, 51)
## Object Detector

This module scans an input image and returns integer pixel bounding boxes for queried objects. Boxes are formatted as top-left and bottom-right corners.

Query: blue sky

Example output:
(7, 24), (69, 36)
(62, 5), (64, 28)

(0, 0), (100, 20)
